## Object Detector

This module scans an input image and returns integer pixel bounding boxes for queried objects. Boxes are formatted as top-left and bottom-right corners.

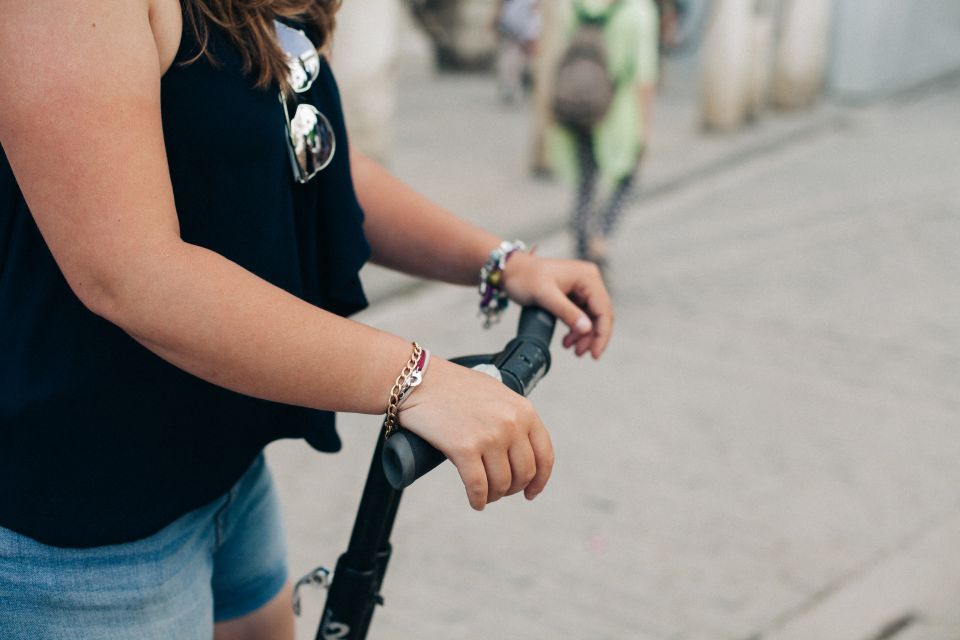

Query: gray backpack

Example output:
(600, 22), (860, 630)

(551, 2), (623, 130)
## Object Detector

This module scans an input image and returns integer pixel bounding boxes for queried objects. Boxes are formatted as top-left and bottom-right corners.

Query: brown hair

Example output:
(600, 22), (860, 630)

(181, 0), (341, 93)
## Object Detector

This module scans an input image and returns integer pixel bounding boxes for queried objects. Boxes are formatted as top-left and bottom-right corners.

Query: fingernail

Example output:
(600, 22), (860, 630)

(575, 316), (592, 333)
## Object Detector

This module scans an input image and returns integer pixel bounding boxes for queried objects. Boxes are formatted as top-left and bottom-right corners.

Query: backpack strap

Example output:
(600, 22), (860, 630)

(572, 0), (634, 87)
(573, 0), (625, 27)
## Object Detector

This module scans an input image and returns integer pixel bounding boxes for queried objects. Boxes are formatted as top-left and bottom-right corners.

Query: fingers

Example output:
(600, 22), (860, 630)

(561, 298), (613, 358)
(483, 421), (550, 504)
(590, 301), (614, 359)
(453, 444), (540, 509)
(501, 253), (614, 359)
(483, 450), (513, 504)
(538, 283), (594, 339)
(506, 441), (536, 496)
(450, 409), (548, 509)
(581, 273), (614, 359)
(537, 261), (614, 360)
(524, 422), (554, 501)
(452, 454), (488, 511)
(573, 332), (593, 357)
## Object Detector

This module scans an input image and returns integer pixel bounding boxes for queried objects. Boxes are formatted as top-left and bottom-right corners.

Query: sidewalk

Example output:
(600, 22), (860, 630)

(272, 66), (960, 639)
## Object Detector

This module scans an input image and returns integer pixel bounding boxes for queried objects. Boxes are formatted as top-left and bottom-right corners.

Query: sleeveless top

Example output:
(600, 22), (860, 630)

(0, 18), (370, 547)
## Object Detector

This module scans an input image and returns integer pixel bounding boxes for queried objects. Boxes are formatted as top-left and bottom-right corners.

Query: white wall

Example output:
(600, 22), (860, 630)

(830, 0), (960, 99)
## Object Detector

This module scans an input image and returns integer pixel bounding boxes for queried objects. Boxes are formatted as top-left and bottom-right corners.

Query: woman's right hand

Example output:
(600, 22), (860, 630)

(397, 357), (554, 510)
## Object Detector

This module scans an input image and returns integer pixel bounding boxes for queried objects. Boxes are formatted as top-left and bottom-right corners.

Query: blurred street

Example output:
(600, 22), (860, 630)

(357, 53), (847, 302)
(269, 57), (960, 640)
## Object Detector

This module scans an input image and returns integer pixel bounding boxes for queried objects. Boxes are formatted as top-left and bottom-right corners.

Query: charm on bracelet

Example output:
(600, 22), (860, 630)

(479, 240), (526, 328)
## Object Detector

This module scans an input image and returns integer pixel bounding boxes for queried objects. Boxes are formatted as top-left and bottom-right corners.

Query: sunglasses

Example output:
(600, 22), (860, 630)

(275, 21), (336, 183)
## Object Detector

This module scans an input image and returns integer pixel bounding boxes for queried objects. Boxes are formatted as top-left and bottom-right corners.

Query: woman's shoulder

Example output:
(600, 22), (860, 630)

(147, 0), (183, 74)
(150, 0), (183, 76)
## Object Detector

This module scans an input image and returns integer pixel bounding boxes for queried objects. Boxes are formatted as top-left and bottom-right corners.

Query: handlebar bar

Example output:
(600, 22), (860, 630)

(382, 306), (557, 490)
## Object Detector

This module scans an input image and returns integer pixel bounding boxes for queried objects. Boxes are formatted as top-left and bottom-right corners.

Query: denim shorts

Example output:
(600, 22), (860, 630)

(0, 454), (288, 640)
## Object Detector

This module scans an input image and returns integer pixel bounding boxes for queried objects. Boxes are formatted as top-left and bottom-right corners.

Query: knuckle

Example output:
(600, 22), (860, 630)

(496, 403), (523, 432)
(450, 441), (476, 460)
(479, 429), (502, 450)
(521, 466), (537, 485)
(466, 481), (486, 498)
(544, 450), (556, 471)
(463, 432), (495, 454)
(502, 408), (522, 432)
(517, 398), (537, 424)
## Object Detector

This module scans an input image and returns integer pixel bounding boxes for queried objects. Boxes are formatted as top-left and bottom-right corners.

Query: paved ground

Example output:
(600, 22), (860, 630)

(269, 60), (960, 640)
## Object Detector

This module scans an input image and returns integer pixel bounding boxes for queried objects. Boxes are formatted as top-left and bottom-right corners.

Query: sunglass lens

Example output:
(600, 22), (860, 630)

(289, 104), (335, 183)
(275, 21), (320, 93)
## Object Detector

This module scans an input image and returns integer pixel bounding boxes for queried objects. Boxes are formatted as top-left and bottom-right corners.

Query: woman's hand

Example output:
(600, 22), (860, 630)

(502, 253), (614, 359)
(397, 358), (554, 510)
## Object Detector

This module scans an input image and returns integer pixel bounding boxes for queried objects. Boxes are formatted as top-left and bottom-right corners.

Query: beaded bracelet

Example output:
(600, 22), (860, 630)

(479, 240), (527, 328)
(383, 342), (431, 439)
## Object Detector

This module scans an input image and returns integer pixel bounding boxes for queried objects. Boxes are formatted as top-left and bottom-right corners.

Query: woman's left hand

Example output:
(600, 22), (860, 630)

(502, 252), (614, 359)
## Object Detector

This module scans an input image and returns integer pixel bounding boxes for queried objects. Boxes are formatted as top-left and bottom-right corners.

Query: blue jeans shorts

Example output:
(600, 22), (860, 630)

(0, 454), (288, 640)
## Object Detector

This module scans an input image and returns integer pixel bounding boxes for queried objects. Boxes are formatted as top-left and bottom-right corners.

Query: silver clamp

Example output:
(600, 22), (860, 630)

(292, 566), (332, 617)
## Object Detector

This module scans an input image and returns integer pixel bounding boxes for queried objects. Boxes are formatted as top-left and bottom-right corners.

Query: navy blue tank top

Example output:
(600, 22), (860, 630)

(0, 18), (370, 547)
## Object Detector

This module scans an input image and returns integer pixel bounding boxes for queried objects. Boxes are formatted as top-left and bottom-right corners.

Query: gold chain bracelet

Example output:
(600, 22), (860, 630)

(383, 342), (424, 439)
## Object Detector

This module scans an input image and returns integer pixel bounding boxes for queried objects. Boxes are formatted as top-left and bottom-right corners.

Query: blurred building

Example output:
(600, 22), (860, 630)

(830, 0), (960, 100)
(333, 0), (960, 156)
(668, 0), (960, 101)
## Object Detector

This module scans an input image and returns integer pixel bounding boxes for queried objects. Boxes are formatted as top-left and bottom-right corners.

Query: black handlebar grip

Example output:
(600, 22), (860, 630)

(382, 428), (446, 490)
(516, 305), (556, 347)
(382, 307), (557, 490)
(496, 306), (556, 396)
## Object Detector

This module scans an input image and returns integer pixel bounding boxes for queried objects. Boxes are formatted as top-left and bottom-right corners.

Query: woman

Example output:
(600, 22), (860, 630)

(0, 1), (613, 638)
(549, 0), (659, 266)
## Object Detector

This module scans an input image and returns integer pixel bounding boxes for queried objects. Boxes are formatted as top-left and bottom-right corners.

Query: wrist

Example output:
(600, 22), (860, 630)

(383, 342), (432, 438)
(478, 239), (527, 328)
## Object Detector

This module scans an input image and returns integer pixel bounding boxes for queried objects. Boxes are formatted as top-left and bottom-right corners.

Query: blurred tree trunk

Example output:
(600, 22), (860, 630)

(773, 0), (832, 108)
(333, 0), (401, 161)
(403, 0), (499, 69)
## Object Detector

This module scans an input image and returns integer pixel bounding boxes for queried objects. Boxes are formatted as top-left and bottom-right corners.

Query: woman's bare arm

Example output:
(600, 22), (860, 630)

(352, 149), (614, 358)
(0, 0), (553, 509)
(0, 0), (411, 416)
(353, 148), (501, 285)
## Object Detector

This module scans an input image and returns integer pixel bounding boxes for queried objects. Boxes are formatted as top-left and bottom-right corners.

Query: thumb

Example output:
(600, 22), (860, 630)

(539, 286), (592, 336)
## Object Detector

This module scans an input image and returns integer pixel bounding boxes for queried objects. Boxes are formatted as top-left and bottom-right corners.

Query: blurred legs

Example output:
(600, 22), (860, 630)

(572, 129), (599, 259)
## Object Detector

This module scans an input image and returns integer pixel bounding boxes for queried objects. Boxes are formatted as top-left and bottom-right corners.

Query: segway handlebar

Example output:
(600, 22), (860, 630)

(382, 306), (557, 490)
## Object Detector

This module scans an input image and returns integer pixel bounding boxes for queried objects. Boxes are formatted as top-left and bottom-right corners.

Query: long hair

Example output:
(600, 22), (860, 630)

(181, 0), (341, 93)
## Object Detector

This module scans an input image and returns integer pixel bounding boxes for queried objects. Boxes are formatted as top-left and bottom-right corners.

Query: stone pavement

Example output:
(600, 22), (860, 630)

(269, 64), (960, 639)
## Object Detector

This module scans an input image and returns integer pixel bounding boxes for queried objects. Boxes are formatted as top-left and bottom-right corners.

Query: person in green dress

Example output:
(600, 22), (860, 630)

(549, 0), (659, 266)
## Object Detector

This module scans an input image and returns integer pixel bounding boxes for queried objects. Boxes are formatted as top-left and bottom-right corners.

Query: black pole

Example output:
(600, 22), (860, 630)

(317, 434), (402, 640)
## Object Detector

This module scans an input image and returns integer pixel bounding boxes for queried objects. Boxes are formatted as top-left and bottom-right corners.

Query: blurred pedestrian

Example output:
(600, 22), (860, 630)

(655, 0), (681, 51)
(548, 0), (659, 267)
(493, 0), (542, 103)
